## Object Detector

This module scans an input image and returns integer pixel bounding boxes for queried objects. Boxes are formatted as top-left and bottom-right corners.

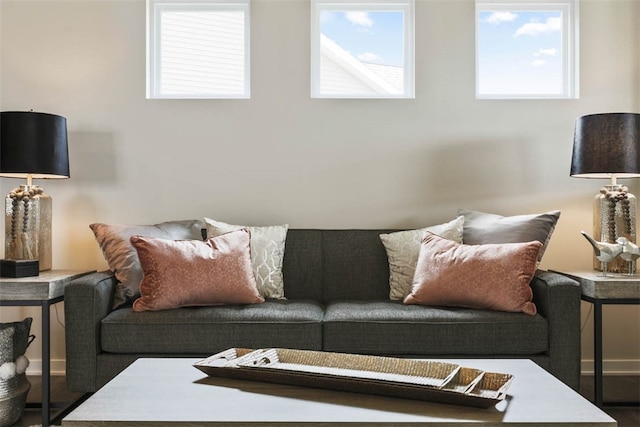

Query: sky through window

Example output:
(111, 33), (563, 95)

(478, 10), (563, 96)
(320, 10), (405, 67)
(476, 0), (578, 99)
(311, 0), (414, 98)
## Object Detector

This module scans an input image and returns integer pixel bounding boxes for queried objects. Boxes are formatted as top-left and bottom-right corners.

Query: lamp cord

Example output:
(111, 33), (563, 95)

(54, 304), (65, 329)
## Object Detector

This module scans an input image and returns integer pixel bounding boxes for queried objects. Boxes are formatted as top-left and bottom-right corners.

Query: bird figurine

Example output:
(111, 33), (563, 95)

(581, 231), (623, 277)
(616, 237), (640, 275)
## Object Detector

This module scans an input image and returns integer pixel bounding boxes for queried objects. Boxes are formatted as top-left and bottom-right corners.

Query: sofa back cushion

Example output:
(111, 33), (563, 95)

(282, 229), (395, 303)
(321, 230), (395, 302)
(282, 230), (324, 301)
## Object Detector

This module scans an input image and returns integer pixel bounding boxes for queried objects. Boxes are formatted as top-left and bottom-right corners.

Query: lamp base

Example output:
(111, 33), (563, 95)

(4, 185), (52, 271)
(593, 184), (637, 273)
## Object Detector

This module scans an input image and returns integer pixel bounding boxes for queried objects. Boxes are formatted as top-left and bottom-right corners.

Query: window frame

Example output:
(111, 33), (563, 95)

(310, 0), (415, 99)
(475, 0), (579, 100)
(146, 0), (251, 99)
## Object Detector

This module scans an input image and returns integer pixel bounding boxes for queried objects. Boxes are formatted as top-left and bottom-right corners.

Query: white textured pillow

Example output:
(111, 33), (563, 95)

(380, 216), (464, 300)
(204, 218), (288, 300)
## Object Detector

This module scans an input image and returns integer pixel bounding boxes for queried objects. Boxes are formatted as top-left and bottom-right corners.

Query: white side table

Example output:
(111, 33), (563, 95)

(0, 269), (94, 427)
(551, 270), (640, 408)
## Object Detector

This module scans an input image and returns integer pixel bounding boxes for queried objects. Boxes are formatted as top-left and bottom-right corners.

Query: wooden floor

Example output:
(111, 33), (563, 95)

(579, 375), (640, 427)
(9, 375), (640, 426)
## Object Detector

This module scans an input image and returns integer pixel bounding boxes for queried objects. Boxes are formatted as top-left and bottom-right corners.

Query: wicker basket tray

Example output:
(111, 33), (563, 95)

(194, 348), (513, 408)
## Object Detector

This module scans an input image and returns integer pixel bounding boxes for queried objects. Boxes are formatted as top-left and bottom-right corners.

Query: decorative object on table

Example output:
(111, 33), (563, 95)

(0, 259), (39, 278)
(581, 231), (623, 277)
(0, 318), (34, 427)
(195, 348), (514, 409)
(571, 112), (640, 273)
(616, 237), (640, 276)
(0, 111), (70, 272)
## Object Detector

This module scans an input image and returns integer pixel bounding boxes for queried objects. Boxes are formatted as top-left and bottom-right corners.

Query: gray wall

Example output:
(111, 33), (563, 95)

(1, 0), (638, 375)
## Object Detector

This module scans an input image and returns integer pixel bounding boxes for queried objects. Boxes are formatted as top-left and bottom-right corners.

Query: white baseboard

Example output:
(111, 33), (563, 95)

(25, 359), (67, 376)
(581, 359), (640, 375)
(25, 358), (640, 376)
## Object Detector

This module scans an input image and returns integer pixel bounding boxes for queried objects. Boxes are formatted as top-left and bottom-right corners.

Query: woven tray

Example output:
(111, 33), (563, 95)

(194, 348), (513, 408)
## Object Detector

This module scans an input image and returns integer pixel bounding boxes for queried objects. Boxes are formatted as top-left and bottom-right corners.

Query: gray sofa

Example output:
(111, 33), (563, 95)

(65, 228), (581, 393)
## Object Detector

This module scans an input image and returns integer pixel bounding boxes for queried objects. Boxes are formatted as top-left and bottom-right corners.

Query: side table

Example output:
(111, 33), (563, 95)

(551, 270), (640, 408)
(0, 269), (94, 427)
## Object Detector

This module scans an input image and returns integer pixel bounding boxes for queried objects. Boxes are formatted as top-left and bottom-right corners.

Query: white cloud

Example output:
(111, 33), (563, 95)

(345, 11), (373, 28)
(531, 59), (546, 67)
(485, 11), (518, 25)
(357, 52), (382, 63)
(515, 16), (562, 37)
(534, 48), (558, 56)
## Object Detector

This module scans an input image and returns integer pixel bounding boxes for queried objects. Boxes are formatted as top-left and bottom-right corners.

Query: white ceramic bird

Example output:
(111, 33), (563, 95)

(581, 231), (622, 261)
(615, 237), (640, 260)
(581, 231), (623, 276)
(616, 237), (640, 275)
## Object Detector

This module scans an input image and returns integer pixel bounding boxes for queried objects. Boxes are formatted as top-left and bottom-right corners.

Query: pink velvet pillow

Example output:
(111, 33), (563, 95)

(404, 232), (542, 315)
(131, 229), (264, 312)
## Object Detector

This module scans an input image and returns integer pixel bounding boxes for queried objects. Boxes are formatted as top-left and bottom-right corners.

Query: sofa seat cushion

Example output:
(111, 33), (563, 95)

(101, 300), (324, 354)
(323, 301), (548, 356)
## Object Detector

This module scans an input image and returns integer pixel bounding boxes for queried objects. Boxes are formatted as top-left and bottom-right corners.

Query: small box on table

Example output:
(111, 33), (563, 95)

(0, 259), (39, 278)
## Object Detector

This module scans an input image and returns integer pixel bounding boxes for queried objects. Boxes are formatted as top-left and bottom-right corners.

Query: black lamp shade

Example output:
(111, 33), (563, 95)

(570, 112), (640, 178)
(0, 111), (70, 179)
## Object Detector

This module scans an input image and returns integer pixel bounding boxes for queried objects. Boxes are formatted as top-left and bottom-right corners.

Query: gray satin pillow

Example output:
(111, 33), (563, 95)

(90, 219), (205, 308)
(457, 209), (560, 262)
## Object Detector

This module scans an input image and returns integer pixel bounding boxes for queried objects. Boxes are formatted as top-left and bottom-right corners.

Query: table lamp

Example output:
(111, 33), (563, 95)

(570, 112), (640, 273)
(0, 111), (69, 273)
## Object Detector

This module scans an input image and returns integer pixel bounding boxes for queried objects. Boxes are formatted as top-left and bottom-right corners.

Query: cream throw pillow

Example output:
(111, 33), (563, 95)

(380, 216), (464, 300)
(204, 218), (288, 300)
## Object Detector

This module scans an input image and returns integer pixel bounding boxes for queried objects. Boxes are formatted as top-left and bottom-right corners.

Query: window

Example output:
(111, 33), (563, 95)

(311, 0), (415, 99)
(476, 0), (578, 99)
(147, 0), (250, 99)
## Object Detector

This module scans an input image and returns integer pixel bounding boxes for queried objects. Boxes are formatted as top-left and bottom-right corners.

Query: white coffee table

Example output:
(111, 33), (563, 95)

(62, 357), (615, 426)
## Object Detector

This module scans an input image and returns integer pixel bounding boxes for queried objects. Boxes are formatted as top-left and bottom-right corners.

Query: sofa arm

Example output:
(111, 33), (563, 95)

(530, 270), (581, 390)
(65, 270), (117, 392)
